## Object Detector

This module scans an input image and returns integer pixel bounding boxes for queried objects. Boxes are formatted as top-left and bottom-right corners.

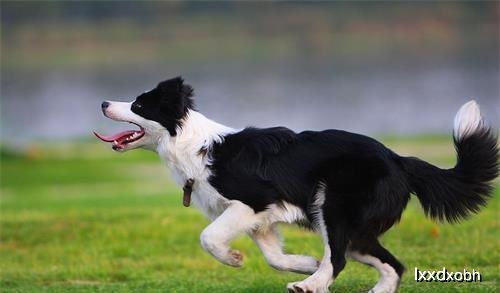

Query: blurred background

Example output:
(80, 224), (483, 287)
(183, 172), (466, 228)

(1, 1), (498, 143)
(1, 1), (499, 292)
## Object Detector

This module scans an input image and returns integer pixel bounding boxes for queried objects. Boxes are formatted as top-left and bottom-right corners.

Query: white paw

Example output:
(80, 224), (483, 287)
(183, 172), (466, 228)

(368, 282), (398, 293)
(287, 280), (329, 293)
(226, 249), (244, 267)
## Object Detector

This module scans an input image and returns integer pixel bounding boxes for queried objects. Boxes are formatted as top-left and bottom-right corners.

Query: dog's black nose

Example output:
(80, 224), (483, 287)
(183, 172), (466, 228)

(101, 101), (110, 110)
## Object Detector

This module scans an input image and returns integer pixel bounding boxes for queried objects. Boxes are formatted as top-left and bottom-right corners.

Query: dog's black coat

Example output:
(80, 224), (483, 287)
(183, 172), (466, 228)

(132, 77), (499, 279)
(208, 128), (404, 222)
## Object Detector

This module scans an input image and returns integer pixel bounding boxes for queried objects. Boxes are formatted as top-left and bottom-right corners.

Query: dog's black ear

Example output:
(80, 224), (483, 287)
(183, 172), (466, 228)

(157, 76), (194, 101)
(157, 76), (195, 113)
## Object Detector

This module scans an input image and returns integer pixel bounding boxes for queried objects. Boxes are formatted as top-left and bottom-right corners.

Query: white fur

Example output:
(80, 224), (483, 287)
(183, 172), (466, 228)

(264, 201), (307, 226)
(350, 251), (399, 293)
(251, 225), (319, 274)
(200, 200), (258, 266)
(157, 110), (236, 219)
(288, 184), (333, 293)
(250, 203), (318, 274)
(199, 200), (316, 270)
(310, 183), (326, 232)
(453, 100), (484, 141)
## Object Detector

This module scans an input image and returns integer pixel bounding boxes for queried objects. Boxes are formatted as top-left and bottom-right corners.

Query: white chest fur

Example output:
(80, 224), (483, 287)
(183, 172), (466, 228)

(156, 110), (235, 219)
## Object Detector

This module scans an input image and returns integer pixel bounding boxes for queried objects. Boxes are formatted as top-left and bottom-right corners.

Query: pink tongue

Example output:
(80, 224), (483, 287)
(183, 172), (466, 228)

(93, 130), (137, 142)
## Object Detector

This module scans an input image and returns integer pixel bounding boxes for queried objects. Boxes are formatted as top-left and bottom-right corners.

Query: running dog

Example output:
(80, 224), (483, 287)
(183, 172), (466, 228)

(95, 77), (498, 293)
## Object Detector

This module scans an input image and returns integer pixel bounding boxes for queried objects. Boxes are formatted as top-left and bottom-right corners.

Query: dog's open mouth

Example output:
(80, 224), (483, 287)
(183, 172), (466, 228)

(93, 123), (145, 150)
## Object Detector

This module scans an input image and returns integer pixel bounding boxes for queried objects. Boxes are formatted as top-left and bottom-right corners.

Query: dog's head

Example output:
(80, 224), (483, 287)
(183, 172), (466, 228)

(94, 76), (195, 152)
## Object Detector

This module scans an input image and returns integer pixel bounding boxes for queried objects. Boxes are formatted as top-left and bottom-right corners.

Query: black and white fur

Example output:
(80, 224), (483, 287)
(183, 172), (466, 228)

(97, 77), (498, 293)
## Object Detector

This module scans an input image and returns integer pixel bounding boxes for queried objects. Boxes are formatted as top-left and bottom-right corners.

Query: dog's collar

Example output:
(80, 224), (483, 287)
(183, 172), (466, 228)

(182, 178), (195, 207)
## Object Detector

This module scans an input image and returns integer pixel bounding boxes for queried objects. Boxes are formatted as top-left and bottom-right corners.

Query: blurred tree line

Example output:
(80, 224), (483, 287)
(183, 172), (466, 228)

(1, 1), (498, 71)
(2, 1), (495, 26)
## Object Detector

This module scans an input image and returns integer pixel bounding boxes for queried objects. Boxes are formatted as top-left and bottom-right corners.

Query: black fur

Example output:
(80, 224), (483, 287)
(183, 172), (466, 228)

(350, 237), (406, 277)
(402, 126), (499, 222)
(209, 128), (413, 226)
(207, 120), (498, 278)
(131, 76), (195, 136)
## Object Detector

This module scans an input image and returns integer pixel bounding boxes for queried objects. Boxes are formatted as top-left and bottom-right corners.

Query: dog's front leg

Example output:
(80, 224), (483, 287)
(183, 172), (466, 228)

(200, 201), (258, 267)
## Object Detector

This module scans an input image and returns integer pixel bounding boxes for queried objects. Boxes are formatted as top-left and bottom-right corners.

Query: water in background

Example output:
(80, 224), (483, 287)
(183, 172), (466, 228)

(1, 2), (498, 143)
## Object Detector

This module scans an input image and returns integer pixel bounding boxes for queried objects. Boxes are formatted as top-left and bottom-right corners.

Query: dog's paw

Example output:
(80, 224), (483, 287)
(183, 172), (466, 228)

(287, 282), (309, 293)
(227, 249), (244, 267)
(368, 282), (398, 293)
(286, 281), (328, 293)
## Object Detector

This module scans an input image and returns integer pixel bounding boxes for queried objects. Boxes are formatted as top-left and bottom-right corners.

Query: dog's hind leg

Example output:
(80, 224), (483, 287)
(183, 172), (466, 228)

(251, 224), (319, 274)
(200, 201), (259, 267)
(349, 238), (405, 293)
(287, 185), (350, 293)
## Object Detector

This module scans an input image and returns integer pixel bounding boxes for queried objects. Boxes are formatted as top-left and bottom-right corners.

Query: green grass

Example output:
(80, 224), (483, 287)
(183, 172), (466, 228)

(0, 137), (498, 292)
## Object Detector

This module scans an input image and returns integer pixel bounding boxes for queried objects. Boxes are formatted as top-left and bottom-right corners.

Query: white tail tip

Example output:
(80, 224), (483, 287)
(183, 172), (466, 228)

(453, 100), (483, 140)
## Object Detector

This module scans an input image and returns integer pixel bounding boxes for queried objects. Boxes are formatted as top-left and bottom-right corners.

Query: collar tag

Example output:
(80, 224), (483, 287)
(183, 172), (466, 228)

(182, 178), (195, 207)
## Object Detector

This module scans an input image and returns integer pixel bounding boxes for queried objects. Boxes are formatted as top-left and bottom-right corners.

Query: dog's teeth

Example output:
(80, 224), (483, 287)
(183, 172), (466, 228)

(113, 140), (117, 144)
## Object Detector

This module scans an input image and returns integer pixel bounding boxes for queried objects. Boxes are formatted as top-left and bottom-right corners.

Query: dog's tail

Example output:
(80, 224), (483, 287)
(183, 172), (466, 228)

(401, 101), (498, 223)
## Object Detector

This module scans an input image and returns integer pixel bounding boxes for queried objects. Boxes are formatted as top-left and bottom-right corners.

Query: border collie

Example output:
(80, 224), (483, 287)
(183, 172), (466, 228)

(94, 77), (498, 293)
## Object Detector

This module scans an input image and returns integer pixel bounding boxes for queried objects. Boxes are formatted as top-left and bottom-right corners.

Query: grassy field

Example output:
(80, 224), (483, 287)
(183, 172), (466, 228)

(0, 137), (498, 292)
